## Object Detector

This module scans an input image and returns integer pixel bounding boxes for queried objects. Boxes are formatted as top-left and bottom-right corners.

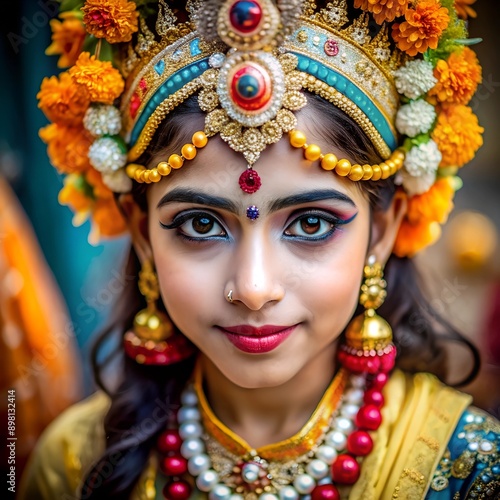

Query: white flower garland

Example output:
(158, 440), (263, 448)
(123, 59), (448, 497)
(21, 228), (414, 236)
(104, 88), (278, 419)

(401, 140), (442, 196)
(393, 59), (438, 100)
(396, 99), (436, 138)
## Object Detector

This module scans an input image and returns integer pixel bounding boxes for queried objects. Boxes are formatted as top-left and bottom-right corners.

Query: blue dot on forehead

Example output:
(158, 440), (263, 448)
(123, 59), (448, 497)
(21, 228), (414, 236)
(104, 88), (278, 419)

(246, 205), (260, 220)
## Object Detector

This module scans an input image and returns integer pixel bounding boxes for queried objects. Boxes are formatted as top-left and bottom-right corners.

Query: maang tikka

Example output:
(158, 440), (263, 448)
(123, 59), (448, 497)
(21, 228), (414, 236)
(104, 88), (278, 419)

(338, 255), (397, 376)
(124, 259), (195, 365)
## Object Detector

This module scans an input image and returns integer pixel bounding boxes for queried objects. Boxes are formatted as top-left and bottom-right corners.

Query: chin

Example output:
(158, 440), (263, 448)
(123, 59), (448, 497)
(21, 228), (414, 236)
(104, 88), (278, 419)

(212, 355), (304, 390)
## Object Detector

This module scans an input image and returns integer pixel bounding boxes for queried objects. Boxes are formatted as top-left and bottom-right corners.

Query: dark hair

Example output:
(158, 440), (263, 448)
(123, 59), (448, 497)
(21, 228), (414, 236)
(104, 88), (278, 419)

(81, 94), (480, 498)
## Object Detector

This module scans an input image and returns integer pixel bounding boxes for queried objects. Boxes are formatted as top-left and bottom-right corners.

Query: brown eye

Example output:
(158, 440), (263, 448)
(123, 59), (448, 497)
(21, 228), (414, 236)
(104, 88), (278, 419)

(301, 216), (321, 234)
(192, 215), (214, 234)
(284, 213), (337, 240)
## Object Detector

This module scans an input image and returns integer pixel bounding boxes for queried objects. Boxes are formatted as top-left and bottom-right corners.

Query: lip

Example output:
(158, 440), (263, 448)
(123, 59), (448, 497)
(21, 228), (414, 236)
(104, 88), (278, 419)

(216, 324), (298, 354)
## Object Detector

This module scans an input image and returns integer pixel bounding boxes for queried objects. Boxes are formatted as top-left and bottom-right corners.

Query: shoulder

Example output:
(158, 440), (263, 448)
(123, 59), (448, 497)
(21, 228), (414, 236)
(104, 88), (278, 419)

(358, 369), (499, 499)
(426, 405), (500, 499)
(18, 390), (111, 500)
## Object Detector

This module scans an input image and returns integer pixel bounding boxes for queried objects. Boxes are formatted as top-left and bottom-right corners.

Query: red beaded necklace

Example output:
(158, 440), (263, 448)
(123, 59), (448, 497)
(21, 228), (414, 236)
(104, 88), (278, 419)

(155, 369), (389, 500)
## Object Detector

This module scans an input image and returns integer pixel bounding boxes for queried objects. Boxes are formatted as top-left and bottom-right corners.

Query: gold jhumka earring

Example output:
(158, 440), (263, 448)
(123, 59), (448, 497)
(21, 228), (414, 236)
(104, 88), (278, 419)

(338, 255), (397, 376)
(124, 260), (195, 365)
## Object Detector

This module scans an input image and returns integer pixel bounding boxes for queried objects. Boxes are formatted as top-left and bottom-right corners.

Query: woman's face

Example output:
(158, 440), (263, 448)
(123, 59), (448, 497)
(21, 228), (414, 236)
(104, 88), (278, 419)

(146, 115), (371, 389)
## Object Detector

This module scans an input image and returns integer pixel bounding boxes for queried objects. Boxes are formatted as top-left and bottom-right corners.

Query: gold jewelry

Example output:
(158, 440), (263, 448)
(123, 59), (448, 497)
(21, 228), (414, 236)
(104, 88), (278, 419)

(289, 130), (405, 181)
(226, 289), (233, 303)
(123, 260), (195, 365)
(193, 360), (348, 461)
(338, 255), (397, 375)
(126, 130), (208, 184)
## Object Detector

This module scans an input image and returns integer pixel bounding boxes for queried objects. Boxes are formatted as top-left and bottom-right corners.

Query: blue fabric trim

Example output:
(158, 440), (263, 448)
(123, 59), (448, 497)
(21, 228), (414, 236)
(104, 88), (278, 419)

(293, 53), (397, 151)
(130, 53), (397, 152)
(425, 407), (500, 499)
(129, 58), (210, 146)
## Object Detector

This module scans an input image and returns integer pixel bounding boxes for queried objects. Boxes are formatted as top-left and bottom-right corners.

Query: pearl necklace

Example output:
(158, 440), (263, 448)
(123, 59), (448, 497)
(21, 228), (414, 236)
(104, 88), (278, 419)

(156, 371), (388, 500)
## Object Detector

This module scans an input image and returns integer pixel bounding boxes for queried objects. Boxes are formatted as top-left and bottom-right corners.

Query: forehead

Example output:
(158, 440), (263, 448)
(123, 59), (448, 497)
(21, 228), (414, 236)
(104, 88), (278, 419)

(147, 112), (368, 209)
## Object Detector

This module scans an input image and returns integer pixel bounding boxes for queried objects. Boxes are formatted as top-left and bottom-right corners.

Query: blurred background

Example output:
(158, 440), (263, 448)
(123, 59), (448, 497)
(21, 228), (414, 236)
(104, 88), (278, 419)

(0, 0), (499, 480)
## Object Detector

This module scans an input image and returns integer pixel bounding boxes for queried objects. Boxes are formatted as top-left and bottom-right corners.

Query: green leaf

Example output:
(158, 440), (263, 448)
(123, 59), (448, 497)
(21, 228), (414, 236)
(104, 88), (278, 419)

(59, 0), (84, 13)
(455, 38), (483, 46)
(410, 134), (431, 147)
(438, 167), (458, 177)
(98, 41), (114, 63)
(83, 35), (98, 54)
(74, 174), (95, 199)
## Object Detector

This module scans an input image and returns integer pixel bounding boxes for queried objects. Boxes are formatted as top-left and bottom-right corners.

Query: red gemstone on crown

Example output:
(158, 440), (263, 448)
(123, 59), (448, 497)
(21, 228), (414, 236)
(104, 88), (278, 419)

(239, 169), (262, 193)
(139, 77), (148, 95)
(230, 63), (271, 111)
(229, 1), (263, 34)
(324, 39), (339, 57)
(130, 92), (141, 119)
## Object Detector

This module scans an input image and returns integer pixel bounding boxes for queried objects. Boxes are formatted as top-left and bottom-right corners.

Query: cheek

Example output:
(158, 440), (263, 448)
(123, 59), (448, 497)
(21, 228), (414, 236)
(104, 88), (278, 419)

(149, 230), (225, 333)
(296, 213), (370, 333)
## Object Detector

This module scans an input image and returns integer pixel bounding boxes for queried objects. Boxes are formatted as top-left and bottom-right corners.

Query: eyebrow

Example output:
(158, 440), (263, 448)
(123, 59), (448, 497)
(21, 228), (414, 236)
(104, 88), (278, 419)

(156, 188), (356, 212)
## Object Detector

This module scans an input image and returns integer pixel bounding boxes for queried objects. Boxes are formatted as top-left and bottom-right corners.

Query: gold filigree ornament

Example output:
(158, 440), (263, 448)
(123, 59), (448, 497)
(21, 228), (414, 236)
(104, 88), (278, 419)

(119, 0), (406, 197)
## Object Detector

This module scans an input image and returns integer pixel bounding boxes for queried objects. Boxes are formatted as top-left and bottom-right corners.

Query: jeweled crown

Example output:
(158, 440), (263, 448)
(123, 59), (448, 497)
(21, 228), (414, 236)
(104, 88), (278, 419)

(38, 0), (483, 257)
(120, 0), (405, 165)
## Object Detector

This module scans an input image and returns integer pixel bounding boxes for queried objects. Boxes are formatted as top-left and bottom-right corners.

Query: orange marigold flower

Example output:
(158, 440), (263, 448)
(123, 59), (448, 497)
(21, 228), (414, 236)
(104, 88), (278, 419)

(58, 175), (93, 214)
(392, 0), (450, 56)
(69, 52), (124, 105)
(428, 47), (482, 105)
(82, 0), (139, 44)
(39, 123), (93, 174)
(37, 72), (90, 126)
(45, 12), (87, 68)
(354, 0), (409, 24)
(431, 104), (484, 167)
(455, 0), (477, 20)
(406, 177), (455, 225)
(86, 167), (114, 200)
(393, 218), (442, 257)
(92, 198), (127, 239)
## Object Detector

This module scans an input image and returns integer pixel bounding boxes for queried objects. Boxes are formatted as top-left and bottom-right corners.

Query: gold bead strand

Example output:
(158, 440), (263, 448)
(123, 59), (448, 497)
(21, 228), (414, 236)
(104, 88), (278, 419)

(125, 131), (209, 184)
(288, 129), (405, 182)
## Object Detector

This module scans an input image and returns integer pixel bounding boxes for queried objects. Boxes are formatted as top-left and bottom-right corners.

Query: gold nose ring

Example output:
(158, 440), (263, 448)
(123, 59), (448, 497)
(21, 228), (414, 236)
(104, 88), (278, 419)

(226, 290), (233, 303)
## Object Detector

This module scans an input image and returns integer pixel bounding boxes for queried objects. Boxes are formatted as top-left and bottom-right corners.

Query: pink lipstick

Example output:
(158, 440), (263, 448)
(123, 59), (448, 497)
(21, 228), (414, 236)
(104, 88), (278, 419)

(216, 324), (298, 354)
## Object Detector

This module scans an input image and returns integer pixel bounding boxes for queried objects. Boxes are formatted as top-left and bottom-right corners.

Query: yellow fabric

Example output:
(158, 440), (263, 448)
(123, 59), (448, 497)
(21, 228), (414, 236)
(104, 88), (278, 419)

(349, 370), (472, 499)
(18, 370), (473, 500)
(18, 390), (110, 500)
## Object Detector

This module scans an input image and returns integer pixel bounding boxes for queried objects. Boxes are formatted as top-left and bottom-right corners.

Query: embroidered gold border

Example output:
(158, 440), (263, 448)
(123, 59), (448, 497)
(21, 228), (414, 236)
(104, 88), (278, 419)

(194, 364), (348, 461)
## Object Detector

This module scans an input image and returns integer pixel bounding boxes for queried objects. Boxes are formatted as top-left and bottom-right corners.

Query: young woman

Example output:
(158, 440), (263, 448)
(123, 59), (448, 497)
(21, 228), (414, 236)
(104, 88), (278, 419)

(19, 1), (498, 499)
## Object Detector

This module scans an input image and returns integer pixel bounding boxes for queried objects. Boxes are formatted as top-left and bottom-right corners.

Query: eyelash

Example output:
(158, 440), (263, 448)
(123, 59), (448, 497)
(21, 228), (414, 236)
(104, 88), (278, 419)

(160, 209), (352, 243)
(160, 211), (228, 243)
(284, 210), (346, 242)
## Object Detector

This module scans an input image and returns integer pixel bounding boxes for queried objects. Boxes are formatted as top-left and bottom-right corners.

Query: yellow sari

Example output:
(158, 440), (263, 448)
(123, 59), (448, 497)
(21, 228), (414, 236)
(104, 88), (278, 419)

(18, 369), (499, 499)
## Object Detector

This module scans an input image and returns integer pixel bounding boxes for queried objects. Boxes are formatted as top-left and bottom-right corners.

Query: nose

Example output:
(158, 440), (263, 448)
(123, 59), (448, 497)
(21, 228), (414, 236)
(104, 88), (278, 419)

(229, 231), (285, 311)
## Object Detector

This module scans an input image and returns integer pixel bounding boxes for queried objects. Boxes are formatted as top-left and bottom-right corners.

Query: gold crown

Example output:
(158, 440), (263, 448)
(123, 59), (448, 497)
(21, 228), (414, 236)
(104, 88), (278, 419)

(38, 0), (484, 257)
(119, 0), (406, 164)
